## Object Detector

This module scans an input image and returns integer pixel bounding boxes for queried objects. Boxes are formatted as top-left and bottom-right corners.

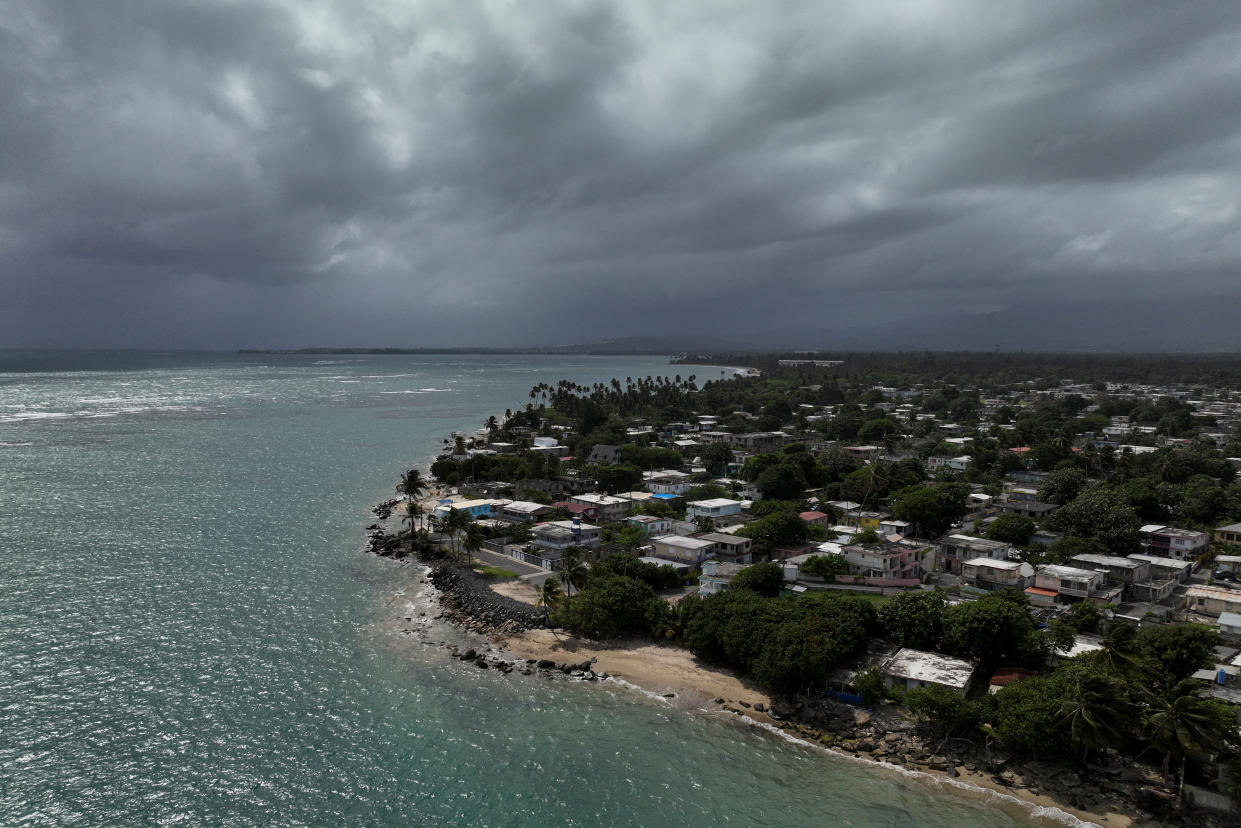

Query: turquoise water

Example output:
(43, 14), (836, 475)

(0, 352), (1047, 826)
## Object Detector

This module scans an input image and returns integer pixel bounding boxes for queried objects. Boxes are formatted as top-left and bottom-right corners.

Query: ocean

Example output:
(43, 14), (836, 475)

(0, 351), (1056, 826)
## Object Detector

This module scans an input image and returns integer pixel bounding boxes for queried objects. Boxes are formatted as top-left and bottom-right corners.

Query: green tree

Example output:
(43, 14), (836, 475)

(1145, 681), (1237, 783)
(1056, 674), (1130, 765)
(462, 522), (486, 566)
(536, 579), (563, 615)
(852, 665), (888, 706)
(729, 562), (784, 598)
(755, 463), (809, 500)
(1046, 484), (1141, 554)
(906, 687), (986, 741)
(942, 591), (1039, 667)
(889, 483), (968, 537)
(397, 468), (428, 503)
(879, 589), (947, 650)
(700, 442), (735, 476)
(557, 546), (590, 611)
(1137, 623), (1218, 684)
(985, 514), (1035, 546)
(799, 554), (850, 580)
(1038, 467), (1086, 506)
(557, 574), (667, 639)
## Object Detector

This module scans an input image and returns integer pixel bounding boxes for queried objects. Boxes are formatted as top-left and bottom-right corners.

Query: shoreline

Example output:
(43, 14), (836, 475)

(425, 569), (1141, 827)
(490, 624), (1129, 828)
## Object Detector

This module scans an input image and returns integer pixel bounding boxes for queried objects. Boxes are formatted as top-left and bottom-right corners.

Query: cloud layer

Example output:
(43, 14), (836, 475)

(2, 1), (1239, 349)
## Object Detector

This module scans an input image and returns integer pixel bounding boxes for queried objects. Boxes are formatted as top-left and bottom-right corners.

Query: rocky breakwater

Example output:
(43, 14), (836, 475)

(428, 562), (547, 635)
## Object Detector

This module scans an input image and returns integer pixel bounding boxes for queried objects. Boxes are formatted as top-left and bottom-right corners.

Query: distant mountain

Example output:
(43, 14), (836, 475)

(553, 335), (758, 354)
(737, 296), (1241, 353)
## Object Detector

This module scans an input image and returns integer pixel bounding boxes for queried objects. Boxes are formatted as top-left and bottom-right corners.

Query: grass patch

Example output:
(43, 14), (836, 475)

(476, 565), (519, 579)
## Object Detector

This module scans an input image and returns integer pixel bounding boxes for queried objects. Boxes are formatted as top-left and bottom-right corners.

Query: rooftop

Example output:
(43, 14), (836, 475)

(883, 649), (975, 689)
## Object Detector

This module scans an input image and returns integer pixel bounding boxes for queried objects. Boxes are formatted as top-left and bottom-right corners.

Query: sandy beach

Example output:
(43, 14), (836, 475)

(482, 579), (1136, 828)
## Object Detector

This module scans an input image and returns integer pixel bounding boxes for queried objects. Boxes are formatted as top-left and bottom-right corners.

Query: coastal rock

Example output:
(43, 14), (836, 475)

(537, 659), (556, 669)
(753, 703), (765, 713)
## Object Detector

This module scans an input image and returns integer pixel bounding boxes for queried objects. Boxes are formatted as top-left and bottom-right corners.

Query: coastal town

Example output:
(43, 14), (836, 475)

(371, 354), (1241, 825)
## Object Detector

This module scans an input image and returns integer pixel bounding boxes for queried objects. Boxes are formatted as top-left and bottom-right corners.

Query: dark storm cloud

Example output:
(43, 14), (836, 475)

(1, 0), (1239, 349)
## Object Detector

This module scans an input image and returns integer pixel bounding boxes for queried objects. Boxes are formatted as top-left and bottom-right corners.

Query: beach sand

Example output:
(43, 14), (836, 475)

(488, 584), (1136, 828)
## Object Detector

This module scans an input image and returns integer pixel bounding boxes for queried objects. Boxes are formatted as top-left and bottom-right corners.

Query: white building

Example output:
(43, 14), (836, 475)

(686, 498), (743, 521)
(881, 648), (975, 695)
(650, 534), (717, 565)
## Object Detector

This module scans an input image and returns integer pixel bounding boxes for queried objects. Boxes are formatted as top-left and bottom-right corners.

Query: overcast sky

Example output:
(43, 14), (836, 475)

(2, 1), (1239, 350)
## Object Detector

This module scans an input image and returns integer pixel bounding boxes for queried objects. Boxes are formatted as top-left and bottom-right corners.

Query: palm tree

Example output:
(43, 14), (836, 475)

(441, 508), (469, 560)
(1056, 675), (1129, 765)
(1145, 681), (1235, 786)
(462, 522), (486, 566)
(536, 579), (563, 617)
(402, 499), (423, 545)
(1096, 621), (1145, 680)
(396, 468), (428, 504)
(557, 545), (589, 611)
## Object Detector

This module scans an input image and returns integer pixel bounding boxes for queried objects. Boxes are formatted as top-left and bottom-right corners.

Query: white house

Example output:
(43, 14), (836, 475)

(650, 535), (717, 566)
(686, 498), (743, 521)
(531, 520), (602, 551)
(699, 560), (747, 595)
(881, 649), (975, 695)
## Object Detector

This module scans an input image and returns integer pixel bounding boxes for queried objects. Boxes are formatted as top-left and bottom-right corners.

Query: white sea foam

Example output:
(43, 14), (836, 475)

(730, 715), (1101, 828)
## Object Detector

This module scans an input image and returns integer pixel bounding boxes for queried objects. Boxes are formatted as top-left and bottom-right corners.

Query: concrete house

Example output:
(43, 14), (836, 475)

(696, 532), (754, 564)
(1184, 586), (1241, 617)
(569, 493), (632, 523)
(1032, 564), (1117, 604)
(1067, 554), (1150, 599)
(531, 520), (602, 552)
(961, 558), (1034, 592)
(686, 498), (743, 521)
(698, 560), (747, 595)
(881, 648), (975, 695)
(935, 534), (1012, 575)
(650, 535), (717, 566)
(1139, 525), (1210, 561)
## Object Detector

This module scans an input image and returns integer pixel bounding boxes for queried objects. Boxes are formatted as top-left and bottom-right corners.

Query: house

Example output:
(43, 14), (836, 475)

(531, 520), (602, 552)
(841, 539), (930, 580)
(569, 493), (632, 523)
(927, 455), (971, 473)
(699, 560), (747, 595)
(1216, 554), (1241, 575)
(499, 500), (553, 523)
(686, 498), (743, 521)
(1128, 553), (1194, 584)
(696, 532), (754, 564)
(995, 500), (1058, 520)
(1184, 585), (1241, 617)
(961, 558), (1034, 592)
(433, 498), (504, 520)
(626, 514), (672, 537)
(935, 534), (1012, 575)
(1067, 554), (1150, 599)
(1032, 564), (1118, 604)
(586, 444), (620, 466)
(650, 535), (717, 566)
(553, 501), (598, 522)
(645, 471), (691, 496)
(1214, 523), (1241, 545)
(853, 511), (888, 529)
(1219, 612), (1241, 637)
(729, 432), (791, 453)
(1139, 525), (1210, 561)
(799, 511), (830, 526)
(880, 648), (975, 695)
(878, 518), (912, 536)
